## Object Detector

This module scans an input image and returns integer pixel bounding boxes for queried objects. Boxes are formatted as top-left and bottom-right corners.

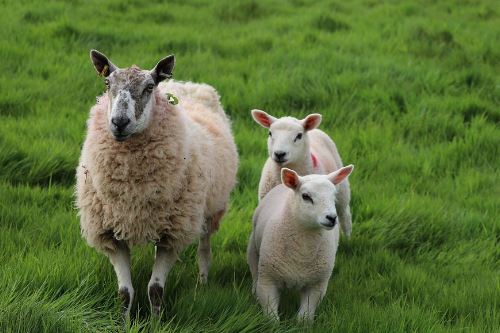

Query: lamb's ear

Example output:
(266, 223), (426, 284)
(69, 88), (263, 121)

(151, 55), (175, 84)
(251, 109), (276, 128)
(328, 165), (354, 185)
(302, 113), (322, 131)
(90, 50), (117, 77)
(281, 168), (301, 190)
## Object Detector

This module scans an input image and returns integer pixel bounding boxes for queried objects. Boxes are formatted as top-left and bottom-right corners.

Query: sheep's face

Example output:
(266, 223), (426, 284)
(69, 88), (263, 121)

(251, 110), (322, 166)
(90, 50), (175, 141)
(281, 166), (353, 230)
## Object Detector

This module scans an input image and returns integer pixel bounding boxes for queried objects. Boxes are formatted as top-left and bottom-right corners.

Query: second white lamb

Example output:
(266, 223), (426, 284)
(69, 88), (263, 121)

(247, 165), (354, 322)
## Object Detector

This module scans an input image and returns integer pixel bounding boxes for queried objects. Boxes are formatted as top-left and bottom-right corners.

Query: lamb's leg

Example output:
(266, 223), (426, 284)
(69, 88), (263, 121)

(197, 209), (224, 284)
(107, 242), (134, 317)
(148, 245), (177, 315)
(338, 203), (352, 237)
(336, 180), (352, 238)
(246, 231), (259, 294)
(256, 278), (280, 321)
(297, 281), (328, 322)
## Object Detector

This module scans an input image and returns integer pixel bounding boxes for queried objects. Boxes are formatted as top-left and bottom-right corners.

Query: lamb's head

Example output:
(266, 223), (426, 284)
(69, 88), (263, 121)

(90, 50), (175, 141)
(251, 110), (322, 166)
(281, 165), (353, 230)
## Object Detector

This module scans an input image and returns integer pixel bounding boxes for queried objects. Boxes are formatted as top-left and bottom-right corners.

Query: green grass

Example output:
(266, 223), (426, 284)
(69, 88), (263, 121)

(0, 0), (499, 332)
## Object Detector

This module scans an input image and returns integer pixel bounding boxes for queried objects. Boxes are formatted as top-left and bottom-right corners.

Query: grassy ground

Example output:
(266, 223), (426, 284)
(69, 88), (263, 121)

(0, 0), (499, 332)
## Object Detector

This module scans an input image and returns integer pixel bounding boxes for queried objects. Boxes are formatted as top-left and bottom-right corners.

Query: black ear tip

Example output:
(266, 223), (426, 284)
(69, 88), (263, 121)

(162, 54), (175, 63)
(90, 50), (101, 60)
(90, 49), (107, 59)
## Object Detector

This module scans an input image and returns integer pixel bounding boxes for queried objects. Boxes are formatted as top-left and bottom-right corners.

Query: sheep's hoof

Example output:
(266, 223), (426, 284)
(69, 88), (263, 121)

(148, 283), (163, 316)
(199, 273), (208, 285)
(118, 287), (131, 316)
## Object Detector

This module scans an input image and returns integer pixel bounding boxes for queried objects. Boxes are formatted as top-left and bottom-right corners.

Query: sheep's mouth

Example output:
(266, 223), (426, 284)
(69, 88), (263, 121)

(273, 157), (288, 165)
(320, 222), (336, 230)
(113, 133), (131, 142)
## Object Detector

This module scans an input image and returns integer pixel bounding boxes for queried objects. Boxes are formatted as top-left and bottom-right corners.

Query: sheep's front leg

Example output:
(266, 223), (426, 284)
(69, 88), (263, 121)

(148, 245), (177, 315)
(258, 160), (280, 201)
(256, 278), (280, 321)
(297, 281), (328, 322)
(246, 231), (259, 294)
(107, 243), (134, 317)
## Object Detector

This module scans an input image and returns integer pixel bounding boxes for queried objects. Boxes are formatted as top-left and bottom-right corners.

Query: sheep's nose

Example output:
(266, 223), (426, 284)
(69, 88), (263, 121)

(111, 117), (130, 131)
(325, 215), (337, 225)
(274, 151), (286, 161)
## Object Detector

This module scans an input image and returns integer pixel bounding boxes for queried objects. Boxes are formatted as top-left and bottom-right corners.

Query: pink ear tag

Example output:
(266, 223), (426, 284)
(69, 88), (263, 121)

(311, 153), (319, 168)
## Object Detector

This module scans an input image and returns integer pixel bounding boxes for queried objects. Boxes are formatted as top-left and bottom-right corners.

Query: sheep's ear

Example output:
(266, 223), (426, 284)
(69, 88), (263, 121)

(90, 50), (117, 77)
(281, 168), (301, 190)
(328, 165), (354, 185)
(151, 55), (175, 84)
(302, 113), (322, 131)
(251, 109), (276, 128)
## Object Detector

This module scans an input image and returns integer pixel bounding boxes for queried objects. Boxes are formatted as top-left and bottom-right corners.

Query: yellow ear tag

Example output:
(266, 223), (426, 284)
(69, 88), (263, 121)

(166, 93), (179, 105)
(99, 64), (109, 77)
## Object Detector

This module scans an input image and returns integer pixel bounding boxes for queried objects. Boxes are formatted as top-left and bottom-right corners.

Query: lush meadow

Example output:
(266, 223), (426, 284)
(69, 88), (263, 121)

(0, 0), (498, 332)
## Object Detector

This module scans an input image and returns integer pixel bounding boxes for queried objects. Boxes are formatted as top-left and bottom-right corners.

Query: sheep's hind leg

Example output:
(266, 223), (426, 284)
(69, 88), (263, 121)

(148, 245), (177, 316)
(197, 231), (211, 284)
(336, 180), (352, 238)
(198, 209), (224, 284)
(107, 242), (134, 318)
(338, 204), (352, 238)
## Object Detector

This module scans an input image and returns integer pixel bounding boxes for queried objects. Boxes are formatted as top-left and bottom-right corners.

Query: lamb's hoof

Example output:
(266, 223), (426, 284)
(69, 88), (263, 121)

(199, 273), (208, 285)
(118, 287), (131, 316)
(148, 283), (163, 316)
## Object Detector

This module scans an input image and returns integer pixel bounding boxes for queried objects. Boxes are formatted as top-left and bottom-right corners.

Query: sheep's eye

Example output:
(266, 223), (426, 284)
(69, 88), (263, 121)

(294, 133), (303, 142)
(145, 84), (154, 92)
(104, 79), (110, 88)
(268, 131), (272, 137)
(302, 193), (313, 204)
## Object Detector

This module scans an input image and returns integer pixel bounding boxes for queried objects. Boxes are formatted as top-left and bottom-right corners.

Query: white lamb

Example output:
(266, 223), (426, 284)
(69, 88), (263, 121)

(76, 50), (238, 316)
(251, 110), (353, 237)
(247, 165), (354, 322)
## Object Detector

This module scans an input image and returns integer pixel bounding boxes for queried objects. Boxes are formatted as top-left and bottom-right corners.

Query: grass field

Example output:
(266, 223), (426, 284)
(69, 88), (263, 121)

(0, 0), (499, 332)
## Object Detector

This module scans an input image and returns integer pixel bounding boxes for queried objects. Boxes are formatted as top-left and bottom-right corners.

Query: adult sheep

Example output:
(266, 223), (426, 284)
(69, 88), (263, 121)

(251, 110), (352, 237)
(76, 50), (238, 316)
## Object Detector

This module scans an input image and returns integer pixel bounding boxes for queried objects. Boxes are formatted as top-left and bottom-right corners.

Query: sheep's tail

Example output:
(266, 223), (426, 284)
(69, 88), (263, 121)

(160, 80), (229, 121)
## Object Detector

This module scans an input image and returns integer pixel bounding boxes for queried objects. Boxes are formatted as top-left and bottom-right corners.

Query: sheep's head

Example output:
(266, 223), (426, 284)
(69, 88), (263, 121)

(251, 110), (322, 166)
(90, 50), (175, 141)
(281, 166), (353, 230)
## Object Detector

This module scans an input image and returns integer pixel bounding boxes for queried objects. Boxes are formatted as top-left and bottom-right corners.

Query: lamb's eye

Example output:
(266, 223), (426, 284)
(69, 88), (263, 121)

(302, 193), (313, 204)
(145, 83), (154, 92)
(268, 131), (272, 137)
(294, 133), (303, 142)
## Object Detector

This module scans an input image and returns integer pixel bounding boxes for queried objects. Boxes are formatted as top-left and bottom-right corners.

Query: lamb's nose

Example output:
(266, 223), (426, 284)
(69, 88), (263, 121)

(274, 151), (286, 161)
(325, 215), (337, 225)
(111, 117), (130, 131)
